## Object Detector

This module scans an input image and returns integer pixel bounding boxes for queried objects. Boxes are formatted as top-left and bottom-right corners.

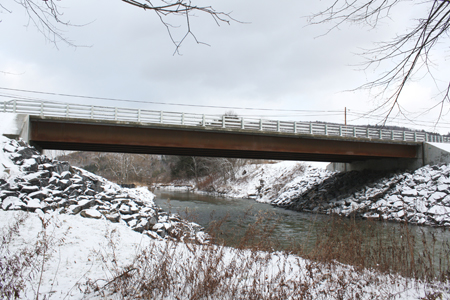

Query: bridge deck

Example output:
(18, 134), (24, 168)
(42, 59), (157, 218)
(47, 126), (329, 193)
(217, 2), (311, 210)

(29, 116), (420, 162)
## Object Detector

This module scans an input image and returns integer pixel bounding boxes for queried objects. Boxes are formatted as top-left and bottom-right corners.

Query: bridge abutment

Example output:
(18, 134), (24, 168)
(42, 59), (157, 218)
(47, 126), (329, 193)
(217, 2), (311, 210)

(0, 113), (30, 142)
(327, 142), (450, 172)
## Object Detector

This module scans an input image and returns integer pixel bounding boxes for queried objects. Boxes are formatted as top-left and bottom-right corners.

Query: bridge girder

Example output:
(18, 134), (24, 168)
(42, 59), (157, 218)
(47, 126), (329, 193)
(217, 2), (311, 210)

(29, 116), (420, 163)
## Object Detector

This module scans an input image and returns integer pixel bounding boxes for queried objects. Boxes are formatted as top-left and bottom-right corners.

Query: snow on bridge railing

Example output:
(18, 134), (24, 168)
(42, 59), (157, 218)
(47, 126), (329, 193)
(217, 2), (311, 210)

(2, 99), (449, 143)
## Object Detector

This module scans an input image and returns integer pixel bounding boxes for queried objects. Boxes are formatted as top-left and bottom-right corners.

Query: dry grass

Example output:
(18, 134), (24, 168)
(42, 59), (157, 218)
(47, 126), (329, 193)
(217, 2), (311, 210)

(2, 212), (450, 299)
(0, 212), (66, 300)
(289, 216), (450, 284)
(87, 214), (450, 299)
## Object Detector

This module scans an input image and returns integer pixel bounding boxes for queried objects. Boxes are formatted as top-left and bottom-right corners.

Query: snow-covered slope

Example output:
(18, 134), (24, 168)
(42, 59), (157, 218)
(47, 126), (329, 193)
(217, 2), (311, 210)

(183, 161), (328, 203)
(273, 165), (450, 227)
(2, 209), (448, 299)
(0, 136), (204, 242)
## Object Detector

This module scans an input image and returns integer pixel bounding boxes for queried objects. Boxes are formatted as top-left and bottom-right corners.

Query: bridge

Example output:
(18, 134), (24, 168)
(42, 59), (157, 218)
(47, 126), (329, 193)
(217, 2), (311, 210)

(2, 99), (450, 171)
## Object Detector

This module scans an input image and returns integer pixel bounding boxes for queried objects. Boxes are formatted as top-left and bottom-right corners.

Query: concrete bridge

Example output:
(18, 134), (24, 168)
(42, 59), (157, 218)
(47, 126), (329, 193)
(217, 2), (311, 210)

(2, 99), (450, 171)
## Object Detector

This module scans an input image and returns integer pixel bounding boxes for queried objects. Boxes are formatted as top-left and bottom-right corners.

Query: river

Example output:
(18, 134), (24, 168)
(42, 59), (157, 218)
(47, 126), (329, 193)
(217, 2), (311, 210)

(153, 190), (450, 254)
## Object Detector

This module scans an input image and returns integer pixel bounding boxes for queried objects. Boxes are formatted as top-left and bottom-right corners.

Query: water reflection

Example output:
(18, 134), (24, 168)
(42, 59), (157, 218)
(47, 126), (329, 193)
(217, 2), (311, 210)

(153, 190), (450, 251)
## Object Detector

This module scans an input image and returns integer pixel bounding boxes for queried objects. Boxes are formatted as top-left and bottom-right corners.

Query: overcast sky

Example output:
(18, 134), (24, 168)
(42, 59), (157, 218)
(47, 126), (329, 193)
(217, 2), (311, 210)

(1, 0), (449, 133)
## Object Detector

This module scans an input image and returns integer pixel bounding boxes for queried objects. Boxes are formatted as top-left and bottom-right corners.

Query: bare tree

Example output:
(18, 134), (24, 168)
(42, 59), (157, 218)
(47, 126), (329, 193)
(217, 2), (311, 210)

(309, 0), (450, 124)
(4, 0), (235, 53)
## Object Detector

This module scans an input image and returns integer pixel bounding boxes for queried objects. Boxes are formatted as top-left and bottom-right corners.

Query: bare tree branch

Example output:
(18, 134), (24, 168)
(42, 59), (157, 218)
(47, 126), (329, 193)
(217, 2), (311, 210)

(4, 0), (237, 52)
(309, 0), (450, 124)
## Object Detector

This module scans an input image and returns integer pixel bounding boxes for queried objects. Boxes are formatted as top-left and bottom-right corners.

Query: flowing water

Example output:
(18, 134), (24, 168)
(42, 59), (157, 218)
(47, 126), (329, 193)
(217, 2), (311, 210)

(154, 190), (450, 253)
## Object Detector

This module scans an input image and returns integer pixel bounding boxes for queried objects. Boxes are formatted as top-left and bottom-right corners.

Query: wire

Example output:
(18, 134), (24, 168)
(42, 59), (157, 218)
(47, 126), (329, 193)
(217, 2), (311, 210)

(0, 87), (342, 113)
(1, 86), (448, 131)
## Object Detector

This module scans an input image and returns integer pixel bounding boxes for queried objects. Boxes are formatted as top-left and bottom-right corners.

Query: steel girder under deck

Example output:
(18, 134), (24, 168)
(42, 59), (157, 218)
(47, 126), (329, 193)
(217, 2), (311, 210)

(29, 117), (420, 163)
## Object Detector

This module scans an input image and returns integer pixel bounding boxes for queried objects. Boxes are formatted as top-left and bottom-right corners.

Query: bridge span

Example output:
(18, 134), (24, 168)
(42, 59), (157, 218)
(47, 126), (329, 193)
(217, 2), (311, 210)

(2, 99), (450, 171)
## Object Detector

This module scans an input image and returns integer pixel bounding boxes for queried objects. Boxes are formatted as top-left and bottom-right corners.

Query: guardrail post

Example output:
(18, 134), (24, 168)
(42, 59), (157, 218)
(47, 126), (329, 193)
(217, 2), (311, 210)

(309, 123), (313, 134)
(353, 127), (356, 137)
(414, 132), (417, 142)
(403, 131), (406, 141)
(391, 130), (394, 140)
(40, 102), (44, 117)
(114, 107), (118, 120)
(13, 100), (16, 113)
(277, 120), (280, 132)
(138, 109), (141, 122)
(339, 126), (342, 136)
(324, 124), (328, 135)
(379, 129), (382, 139)
(222, 115), (226, 128)
(241, 117), (244, 129)
(259, 119), (263, 131)
(366, 128), (369, 138)
(202, 114), (205, 126)
(181, 112), (185, 125)
(90, 106), (94, 119)
(425, 133), (428, 142)
(160, 111), (163, 123)
(294, 122), (297, 133)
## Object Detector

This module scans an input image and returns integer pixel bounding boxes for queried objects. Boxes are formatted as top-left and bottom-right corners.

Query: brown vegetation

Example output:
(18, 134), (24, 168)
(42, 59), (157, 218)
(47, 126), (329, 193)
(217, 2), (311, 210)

(1, 212), (449, 299)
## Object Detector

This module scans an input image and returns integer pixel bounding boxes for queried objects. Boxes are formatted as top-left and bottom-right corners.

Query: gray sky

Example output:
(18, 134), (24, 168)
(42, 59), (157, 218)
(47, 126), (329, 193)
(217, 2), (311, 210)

(1, 0), (449, 133)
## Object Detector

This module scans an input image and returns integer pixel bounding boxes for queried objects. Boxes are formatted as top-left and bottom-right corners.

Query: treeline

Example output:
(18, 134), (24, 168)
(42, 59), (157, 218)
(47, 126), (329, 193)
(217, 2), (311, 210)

(55, 151), (256, 186)
(56, 151), (171, 185)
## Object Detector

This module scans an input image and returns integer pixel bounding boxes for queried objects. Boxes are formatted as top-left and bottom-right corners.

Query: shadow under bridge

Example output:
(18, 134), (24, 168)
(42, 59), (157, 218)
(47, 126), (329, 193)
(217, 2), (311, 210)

(28, 116), (420, 163)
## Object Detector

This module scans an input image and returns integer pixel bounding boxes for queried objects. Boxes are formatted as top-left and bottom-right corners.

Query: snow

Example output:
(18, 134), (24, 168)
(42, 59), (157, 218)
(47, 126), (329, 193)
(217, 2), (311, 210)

(0, 113), (20, 137)
(0, 136), (22, 179)
(430, 142), (450, 152)
(0, 210), (154, 299)
(2, 210), (448, 299)
(428, 205), (450, 215)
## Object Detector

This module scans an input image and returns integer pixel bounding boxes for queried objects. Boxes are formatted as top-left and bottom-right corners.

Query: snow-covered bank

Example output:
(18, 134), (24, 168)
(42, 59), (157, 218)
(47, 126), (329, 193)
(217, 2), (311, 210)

(0, 137), (205, 242)
(178, 159), (450, 227)
(2, 209), (448, 299)
(273, 165), (450, 227)
(180, 161), (312, 203)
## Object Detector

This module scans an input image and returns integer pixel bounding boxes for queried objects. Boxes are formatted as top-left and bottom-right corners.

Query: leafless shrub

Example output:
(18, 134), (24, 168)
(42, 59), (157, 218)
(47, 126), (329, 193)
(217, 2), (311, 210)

(0, 212), (65, 300)
(89, 213), (449, 299)
(294, 216), (450, 284)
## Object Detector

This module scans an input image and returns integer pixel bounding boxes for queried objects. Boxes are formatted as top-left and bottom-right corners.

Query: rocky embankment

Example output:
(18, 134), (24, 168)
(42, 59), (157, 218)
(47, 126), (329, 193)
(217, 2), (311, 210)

(0, 138), (206, 242)
(273, 165), (450, 226)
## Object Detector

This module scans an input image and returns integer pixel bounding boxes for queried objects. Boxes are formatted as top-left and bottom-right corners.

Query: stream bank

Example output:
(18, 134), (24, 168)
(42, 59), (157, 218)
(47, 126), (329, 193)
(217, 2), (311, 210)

(157, 161), (450, 227)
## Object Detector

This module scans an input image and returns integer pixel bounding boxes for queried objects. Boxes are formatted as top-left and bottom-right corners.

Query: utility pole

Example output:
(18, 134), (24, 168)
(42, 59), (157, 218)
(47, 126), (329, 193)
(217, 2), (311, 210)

(345, 107), (347, 126)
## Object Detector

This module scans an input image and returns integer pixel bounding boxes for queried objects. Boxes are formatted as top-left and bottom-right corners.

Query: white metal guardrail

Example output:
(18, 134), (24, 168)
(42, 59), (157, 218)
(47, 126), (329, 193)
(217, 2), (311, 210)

(1, 99), (448, 143)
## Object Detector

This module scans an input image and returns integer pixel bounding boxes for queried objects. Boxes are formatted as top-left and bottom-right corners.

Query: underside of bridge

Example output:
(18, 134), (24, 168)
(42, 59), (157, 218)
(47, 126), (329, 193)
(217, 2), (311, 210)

(27, 116), (421, 164)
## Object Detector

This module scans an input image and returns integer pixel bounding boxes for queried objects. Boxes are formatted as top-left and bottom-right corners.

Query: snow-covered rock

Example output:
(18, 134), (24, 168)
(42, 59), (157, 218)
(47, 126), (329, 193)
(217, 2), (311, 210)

(271, 162), (450, 226)
(0, 137), (205, 242)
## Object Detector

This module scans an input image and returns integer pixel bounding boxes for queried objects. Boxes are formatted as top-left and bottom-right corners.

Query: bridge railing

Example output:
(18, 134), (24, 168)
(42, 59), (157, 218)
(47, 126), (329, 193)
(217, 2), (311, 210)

(1, 99), (448, 143)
